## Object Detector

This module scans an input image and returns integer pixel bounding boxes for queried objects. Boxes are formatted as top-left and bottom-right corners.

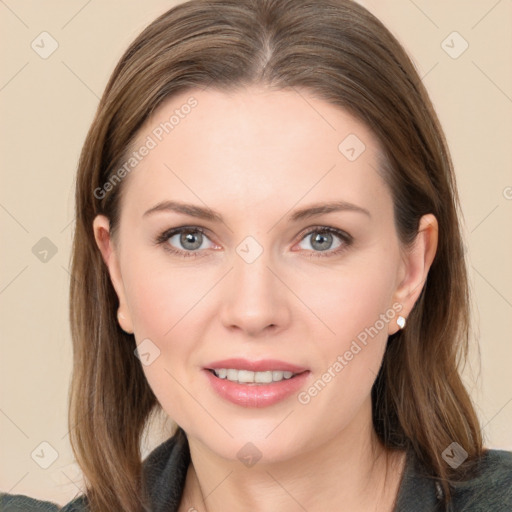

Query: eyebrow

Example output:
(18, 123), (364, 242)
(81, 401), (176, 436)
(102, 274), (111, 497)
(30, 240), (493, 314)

(142, 199), (371, 222)
(143, 200), (222, 222)
(289, 200), (371, 221)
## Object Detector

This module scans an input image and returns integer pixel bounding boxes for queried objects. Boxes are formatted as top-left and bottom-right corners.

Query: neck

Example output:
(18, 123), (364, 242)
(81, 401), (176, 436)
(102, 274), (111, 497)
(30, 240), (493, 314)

(179, 403), (406, 512)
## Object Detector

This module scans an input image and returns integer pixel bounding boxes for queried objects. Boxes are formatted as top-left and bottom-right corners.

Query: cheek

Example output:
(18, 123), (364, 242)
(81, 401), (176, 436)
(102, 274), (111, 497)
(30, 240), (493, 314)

(124, 267), (204, 425)
(294, 253), (397, 348)
(124, 258), (212, 339)
(122, 258), (216, 422)
(291, 255), (398, 413)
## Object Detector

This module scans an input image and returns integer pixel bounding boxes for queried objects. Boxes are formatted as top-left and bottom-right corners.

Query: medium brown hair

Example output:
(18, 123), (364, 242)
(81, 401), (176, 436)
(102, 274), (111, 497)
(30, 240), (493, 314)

(69, 0), (482, 510)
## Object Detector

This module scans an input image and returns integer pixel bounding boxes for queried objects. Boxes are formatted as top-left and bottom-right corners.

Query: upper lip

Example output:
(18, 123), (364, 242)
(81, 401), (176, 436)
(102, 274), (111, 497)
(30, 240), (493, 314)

(205, 358), (308, 373)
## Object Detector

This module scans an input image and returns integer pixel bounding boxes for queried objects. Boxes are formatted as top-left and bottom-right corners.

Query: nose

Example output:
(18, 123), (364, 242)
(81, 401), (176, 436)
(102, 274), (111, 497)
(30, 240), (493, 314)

(219, 246), (292, 337)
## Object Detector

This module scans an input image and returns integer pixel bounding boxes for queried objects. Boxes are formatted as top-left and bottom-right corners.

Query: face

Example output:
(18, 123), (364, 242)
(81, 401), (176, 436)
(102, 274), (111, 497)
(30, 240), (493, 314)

(94, 86), (435, 464)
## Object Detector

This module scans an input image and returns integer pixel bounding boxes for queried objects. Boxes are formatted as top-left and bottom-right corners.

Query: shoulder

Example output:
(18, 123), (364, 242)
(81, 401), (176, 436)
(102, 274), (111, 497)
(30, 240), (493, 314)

(449, 448), (512, 511)
(395, 448), (512, 512)
(0, 428), (190, 512)
(0, 492), (87, 511)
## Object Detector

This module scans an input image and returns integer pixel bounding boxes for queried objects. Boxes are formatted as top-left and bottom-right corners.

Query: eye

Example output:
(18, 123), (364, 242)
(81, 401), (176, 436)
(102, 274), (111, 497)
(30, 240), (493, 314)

(296, 227), (352, 257)
(155, 226), (218, 257)
(155, 225), (352, 259)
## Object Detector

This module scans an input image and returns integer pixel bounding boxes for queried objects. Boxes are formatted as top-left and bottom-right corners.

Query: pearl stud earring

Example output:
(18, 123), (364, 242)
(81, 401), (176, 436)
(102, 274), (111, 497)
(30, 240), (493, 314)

(397, 315), (406, 329)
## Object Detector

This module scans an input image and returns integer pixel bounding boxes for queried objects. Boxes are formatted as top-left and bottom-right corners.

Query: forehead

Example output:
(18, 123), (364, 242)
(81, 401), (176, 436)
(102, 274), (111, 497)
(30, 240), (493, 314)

(121, 86), (389, 218)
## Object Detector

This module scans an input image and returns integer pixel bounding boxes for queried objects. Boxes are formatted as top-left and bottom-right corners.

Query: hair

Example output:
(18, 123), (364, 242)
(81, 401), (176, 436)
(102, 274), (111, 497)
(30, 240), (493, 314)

(68, 0), (483, 510)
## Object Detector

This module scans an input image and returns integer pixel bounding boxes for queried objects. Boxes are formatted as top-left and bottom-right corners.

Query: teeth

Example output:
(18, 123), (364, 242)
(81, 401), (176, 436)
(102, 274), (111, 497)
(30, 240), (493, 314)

(212, 368), (296, 384)
(226, 369), (238, 381)
(255, 371), (273, 383)
(238, 370), (255, 383)
(216, 369), (227, 379)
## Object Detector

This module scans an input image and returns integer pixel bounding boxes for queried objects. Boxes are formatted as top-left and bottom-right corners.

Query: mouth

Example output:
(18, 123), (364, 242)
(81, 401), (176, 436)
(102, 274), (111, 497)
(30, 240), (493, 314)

(203, 358), (310, 407)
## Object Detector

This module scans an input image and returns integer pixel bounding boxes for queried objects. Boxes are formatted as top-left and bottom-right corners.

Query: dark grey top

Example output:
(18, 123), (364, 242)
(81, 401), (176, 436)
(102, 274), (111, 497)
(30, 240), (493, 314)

(2, 429), (512, 511)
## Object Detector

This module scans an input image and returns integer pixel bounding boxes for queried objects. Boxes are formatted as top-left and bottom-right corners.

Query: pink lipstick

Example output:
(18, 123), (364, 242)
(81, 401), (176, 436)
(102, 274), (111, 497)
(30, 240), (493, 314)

(204, 358), (310, 408)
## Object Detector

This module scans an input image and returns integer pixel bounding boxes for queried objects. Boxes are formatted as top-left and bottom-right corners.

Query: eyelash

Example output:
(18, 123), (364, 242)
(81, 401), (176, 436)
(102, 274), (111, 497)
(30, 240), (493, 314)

(154, 225), (353, 259)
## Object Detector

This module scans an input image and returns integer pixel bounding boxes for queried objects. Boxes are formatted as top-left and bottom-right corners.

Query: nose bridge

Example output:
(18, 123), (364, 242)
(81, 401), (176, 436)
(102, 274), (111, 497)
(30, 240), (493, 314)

(219, 235), (290, 335)
(234, 242), (272, 294)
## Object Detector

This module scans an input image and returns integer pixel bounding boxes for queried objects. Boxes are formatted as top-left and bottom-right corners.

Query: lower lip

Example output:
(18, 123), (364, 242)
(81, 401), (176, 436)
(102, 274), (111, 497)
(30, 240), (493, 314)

(204, 369), (310, 408)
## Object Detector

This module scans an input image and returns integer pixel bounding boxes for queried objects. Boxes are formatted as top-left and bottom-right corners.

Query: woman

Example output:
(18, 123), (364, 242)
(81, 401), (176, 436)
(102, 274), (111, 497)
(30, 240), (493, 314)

(2, 0), (511, 511)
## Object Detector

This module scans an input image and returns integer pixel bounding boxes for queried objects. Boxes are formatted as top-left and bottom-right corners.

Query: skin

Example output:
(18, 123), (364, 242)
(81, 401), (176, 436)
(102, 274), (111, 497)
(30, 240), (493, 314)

(94, 86), (438, 512)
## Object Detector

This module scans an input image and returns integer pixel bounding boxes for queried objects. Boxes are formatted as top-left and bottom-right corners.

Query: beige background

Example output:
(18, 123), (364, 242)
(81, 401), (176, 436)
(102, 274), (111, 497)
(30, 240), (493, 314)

(1, 0), (511, 505)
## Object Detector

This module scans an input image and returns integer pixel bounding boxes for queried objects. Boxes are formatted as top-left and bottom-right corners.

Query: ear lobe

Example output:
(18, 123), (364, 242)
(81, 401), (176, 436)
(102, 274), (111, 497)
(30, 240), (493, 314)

(388, 213), (438, 335)
(92, 215), (134, 334)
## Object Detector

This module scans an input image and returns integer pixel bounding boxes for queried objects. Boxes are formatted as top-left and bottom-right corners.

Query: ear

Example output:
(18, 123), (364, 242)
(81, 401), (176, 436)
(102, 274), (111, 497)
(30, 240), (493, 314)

(388, 213), (438, 335)
(93, 215), (134, 334)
